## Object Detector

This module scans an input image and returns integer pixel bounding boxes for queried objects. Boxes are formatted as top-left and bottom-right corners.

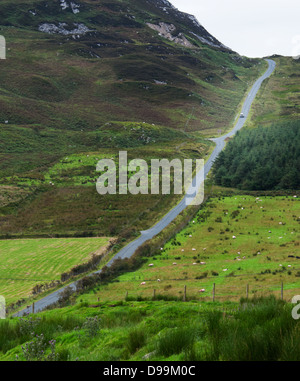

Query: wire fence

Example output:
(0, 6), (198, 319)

(99, 280), (300, 304)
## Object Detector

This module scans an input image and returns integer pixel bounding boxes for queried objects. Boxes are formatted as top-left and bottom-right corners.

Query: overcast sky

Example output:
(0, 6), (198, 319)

(170, 0), (300, 58)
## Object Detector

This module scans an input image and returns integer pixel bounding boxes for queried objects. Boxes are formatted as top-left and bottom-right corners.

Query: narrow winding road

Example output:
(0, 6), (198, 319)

(14, 59), (276, 317)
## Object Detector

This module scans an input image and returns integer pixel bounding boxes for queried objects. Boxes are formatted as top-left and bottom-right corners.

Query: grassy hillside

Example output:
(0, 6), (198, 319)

(247, 56), (300, 127)
(1, 295), (299, 361)
(0, 0), (265, 240)
(72, 193), (300, 305)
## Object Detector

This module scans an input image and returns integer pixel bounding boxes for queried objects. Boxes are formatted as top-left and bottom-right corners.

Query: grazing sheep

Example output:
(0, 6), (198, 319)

(149, 264), (154, 267)
(199, 289), (206, 293)
(141, 282), (146, 285)
(232, 236), (236, 239)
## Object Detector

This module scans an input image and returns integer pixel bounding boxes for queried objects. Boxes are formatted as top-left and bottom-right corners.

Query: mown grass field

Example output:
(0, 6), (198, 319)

(0, 237), (111, 304)
(80, 194), (300, 304)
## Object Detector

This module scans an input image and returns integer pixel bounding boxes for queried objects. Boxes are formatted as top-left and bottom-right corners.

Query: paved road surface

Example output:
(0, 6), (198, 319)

(13, 59), (276, 316)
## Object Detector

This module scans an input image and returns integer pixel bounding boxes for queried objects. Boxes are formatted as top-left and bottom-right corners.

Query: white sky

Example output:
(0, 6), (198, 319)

(169, 0), (300, 58)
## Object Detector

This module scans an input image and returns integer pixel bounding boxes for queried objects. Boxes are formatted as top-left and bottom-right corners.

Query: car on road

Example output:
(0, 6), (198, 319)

(240, 113), (245, 118)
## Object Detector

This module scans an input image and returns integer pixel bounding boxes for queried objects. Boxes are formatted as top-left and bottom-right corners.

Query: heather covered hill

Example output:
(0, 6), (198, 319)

(0, 0), (264, 238)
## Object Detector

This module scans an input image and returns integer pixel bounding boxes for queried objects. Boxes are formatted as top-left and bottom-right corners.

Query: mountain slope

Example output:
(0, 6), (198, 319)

(0, 0), (265, 238)
(0, 0), (262, 135)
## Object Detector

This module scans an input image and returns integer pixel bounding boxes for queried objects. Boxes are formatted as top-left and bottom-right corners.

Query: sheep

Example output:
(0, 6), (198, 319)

(199, 289), (206, 293)
(140, 282), (146, 285)
(149, 264), (154, 267)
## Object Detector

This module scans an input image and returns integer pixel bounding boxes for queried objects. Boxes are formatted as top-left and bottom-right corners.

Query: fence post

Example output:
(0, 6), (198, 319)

(213, 283), (216, 302)
(32, 302), (35, 314)
(281, 282), (284, 301)
(153, 289), (156, 300)
(246, 284), (249, 299)
(183, 285), (187, 302)
(125, 291), (128, 300)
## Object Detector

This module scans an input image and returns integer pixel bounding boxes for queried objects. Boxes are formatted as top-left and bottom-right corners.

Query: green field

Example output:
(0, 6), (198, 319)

(80, 194), (300, 304)
(0, 237), (111, 304)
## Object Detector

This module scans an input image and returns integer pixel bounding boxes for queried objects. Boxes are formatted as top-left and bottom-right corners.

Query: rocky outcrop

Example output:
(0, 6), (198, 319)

(146, 22), (194, 48)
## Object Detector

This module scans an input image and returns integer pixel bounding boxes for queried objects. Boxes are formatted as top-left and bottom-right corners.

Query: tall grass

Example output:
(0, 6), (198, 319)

(156, 327), (195, 357)
(126, 328), (147, 354)
(204, 296), (300, 361)
(0, 315), (83, 354)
